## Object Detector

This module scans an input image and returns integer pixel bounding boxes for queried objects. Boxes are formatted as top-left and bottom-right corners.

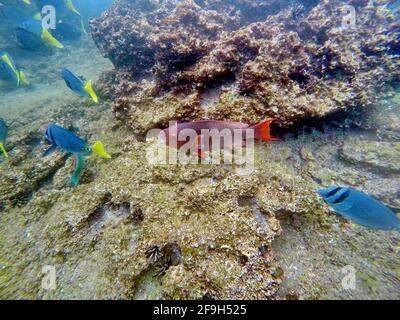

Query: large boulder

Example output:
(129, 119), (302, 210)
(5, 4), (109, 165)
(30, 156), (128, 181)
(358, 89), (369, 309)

(90, 0), (400, 133)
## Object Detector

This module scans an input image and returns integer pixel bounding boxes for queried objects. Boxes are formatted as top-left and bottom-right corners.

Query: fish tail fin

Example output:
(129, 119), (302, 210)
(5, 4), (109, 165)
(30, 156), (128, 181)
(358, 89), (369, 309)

(66, 0), (81, 16)
(84, 80), (99, 103)
(22, 0), (31, 4)
(1, 53), (19, 86)
(251, 119), (279, 141)
(91, 141), (111, 159)
(41, 28), (64, 49)
(33, 12), (41, 20)
(0, 143), (9, 158)
(80, 18), (88, 35)
(18, 70), (30, 86)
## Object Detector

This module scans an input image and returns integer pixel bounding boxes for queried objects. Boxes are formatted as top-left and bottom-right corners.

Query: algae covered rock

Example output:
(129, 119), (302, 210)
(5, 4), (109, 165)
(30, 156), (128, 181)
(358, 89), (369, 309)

(91, 0), (400, 133)
(340, 140), (400, 174)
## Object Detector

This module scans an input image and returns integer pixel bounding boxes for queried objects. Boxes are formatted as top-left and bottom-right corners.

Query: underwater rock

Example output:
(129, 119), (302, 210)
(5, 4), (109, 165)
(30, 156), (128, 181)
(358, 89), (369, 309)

(340, 140), (400, 175)
(91, 0), (400, 132)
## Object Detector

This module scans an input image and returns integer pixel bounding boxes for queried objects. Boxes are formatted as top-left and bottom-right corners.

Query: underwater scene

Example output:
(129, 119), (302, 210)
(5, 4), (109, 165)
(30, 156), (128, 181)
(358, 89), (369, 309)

(0, 0), (399, 300)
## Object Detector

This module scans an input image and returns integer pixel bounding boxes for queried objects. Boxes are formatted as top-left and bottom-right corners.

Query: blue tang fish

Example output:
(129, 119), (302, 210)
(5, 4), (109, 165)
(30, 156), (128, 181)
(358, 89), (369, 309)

(0, 119), (9, 158)
(18, 15), (64, 49)
(317, 186), (400, 230)
(0, 51), (29, 86)
(44, 124), (111, 186)
(61, 68), (99, 103)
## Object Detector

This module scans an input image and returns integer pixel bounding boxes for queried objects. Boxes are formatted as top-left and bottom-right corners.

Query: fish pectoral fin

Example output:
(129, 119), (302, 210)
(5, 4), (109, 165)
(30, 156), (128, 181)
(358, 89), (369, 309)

(91, 141), (111, 159)
(0, 143), (9, 158)
(84, 80), (99, 103)
(43, 145), (57, 157)
(41, 28), (64, 49)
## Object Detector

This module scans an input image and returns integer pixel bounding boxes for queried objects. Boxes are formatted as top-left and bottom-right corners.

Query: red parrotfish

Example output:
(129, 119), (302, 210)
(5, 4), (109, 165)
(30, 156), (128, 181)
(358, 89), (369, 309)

(160, 119), (278, 158)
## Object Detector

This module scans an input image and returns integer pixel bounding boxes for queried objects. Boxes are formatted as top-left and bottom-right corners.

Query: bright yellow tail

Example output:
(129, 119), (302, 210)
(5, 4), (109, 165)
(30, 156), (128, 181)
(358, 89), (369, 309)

(33, 12), (42, 20)
(41, 28), (64, 49)
(91, 141), (111, 159)
(84, 80), (99, 103)
(1, 53), (19, 86)
(66, 0), (81, 15)
(18, 70), (30, 86)
(0, 143), (8, 158)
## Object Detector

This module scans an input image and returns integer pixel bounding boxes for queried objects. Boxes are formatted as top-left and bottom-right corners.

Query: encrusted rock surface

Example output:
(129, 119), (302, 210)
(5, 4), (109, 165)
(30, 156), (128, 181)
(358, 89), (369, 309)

(91, 0), (400, 133)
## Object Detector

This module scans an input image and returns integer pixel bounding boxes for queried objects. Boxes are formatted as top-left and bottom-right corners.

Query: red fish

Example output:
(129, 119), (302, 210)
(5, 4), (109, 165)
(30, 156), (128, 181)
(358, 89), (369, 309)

(160, 119), (278, 158)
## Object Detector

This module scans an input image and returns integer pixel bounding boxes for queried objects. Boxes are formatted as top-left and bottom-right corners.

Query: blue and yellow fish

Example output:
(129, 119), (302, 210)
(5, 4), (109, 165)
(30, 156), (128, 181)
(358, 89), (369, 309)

(317, 186), (400, 230)
(0, 119), (9, 158)
(17, 14), (64, 49)
(0, 51), (29, 86)
(44, 124), (110, 186)
(61, 67), (98, 103)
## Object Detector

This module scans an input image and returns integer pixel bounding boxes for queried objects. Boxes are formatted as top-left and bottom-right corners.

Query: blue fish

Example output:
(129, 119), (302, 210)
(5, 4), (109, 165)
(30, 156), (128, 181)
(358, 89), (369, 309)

(44, 124), (111, 186)
(0, 51), (29, 86)
(61, 67), (98, 103)
(0, 119), (9, 158)
(17, 16), (64, 49)
(317, 186), (400, 230)
(15, 27), (47, 51)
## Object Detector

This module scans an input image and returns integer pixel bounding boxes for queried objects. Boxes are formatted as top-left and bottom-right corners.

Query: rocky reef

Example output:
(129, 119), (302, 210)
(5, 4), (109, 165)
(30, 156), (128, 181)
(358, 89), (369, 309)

(1, 0), (400, 300)
(91, 0), (400, 133)
(1, 88), (399, 299)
